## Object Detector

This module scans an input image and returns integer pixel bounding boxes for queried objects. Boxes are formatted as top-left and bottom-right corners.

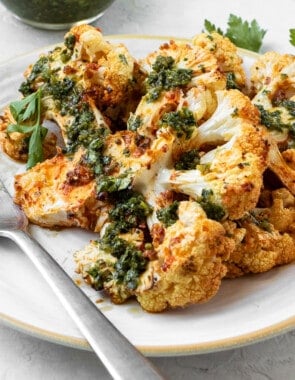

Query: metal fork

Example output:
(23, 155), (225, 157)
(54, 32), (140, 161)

(0, 179), (164, 380)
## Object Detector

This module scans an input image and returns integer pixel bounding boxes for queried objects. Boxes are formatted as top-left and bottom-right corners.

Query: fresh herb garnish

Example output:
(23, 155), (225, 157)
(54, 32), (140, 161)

(203, 19), (223, 35)
(204, 14), (267, 52)
(7, 88), (47, 169)
(290, 29), (295, 46)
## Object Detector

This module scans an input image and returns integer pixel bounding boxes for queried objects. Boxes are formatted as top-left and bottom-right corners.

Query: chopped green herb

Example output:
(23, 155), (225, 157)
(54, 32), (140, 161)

(61, 34), (76, 63)
(127, 115), (142, 131)
(198, 189), (226, 221)
(96, 189), (151, 291)
(109, 191), (153, 230)
(273, 99), (295, 117)
(174, 149), (200, 170)
(256, 104), (287, 131)
(118, 54), (128, 65)
(97, 173), (132, 193)
(19, 56), (51, 96)
(160, 107), (197, 139)
(226, 72), (241, 90)
(146, 55), (193, 102)
(247, 211), (272, 233)
(156, 200), (180, 227)
(87, 260), (113, 291)
(64, 34), (76, 50)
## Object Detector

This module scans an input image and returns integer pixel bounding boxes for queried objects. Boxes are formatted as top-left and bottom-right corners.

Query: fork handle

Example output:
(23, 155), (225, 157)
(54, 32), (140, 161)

(1, 229), (164, 380)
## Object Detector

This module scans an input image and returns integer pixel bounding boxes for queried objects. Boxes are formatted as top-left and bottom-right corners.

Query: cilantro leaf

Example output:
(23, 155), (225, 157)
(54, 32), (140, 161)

(203, 14), (266, 52)
(290, 29), (295, 46)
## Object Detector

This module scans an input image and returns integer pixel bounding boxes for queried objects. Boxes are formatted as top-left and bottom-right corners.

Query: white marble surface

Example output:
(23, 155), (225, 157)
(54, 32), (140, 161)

(0, 0), (295, 379)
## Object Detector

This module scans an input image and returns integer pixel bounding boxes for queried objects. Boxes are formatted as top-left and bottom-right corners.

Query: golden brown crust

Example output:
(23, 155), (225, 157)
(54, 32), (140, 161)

(136, 202), (235, 312)
(225, 188), (295, 277)
(14, 149), (108, 231)
(192, 32), (246, 91)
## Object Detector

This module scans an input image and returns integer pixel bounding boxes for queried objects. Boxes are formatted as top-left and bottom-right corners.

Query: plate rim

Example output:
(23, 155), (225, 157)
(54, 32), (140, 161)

(0, 34), (292, 357)
(1, 310), (295, 356)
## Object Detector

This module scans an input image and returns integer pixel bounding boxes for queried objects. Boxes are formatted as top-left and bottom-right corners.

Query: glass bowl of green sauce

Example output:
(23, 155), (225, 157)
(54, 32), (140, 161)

(0, 0), (115, 30)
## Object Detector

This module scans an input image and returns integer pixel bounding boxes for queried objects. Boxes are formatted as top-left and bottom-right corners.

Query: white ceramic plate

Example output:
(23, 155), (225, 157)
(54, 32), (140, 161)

(0, 36), (295, 357)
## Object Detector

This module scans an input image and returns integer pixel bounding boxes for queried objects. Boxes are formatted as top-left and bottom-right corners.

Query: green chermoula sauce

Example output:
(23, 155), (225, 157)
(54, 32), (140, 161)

(1, 0), (114, 24)
(146, 55), (193, 102)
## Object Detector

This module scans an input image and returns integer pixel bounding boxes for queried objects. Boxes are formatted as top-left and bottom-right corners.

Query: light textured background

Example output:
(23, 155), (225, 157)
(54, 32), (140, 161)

(0, 0), (295, 379)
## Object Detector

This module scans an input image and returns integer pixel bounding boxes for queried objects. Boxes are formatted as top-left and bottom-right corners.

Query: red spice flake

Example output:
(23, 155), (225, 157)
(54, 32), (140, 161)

(63, 65), (77, 75)
(151, 223), (165, 246)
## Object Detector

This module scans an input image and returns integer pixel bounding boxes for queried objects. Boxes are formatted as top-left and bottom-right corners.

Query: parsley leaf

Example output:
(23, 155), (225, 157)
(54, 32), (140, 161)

(203, 19), (223, 35)
(27, 125), (47, 169)
(7, 89), (47, 169)
(290, 29), (295, 46)
(204, 14), (266, 52)
(226, 14), (266, 52)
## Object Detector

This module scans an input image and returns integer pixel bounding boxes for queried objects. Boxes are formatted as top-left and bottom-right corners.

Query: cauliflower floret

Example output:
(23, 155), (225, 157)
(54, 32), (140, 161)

(250, 51), (295, 94)
(157, 90), (268, 220)
(74, 227), (147, 304)
(14, 149), (110, 231)
(197, 89), (260, 144)
(69, 25), (144, 118)
(68, 24), (113, 62)
(251, 52), (295, 145)
(19, 24), (141, 139)
(44, 95), (110, 148)
(127, 89), (182, 139)
(131, 86), (216, 142)
(250, 52), (295, 195)
(225, 218), (295, 277)
(266, 188), (295, 232)
(267, 139), (295, 195)
(136, 201), (235, 312)
(74, 191), (153, 304)
(140, 39), (226, 92)
(127, 40), (227, 140)
(192, 32), (246, 91)
(225, 188), (295, 277)
(282, 148), (295, 170)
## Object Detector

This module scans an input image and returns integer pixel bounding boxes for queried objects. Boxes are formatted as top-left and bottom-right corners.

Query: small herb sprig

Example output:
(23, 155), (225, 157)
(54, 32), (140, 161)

(204, 14), (267, 52)
(290, 29), (295, 47)
(7, 88), (47, 169)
